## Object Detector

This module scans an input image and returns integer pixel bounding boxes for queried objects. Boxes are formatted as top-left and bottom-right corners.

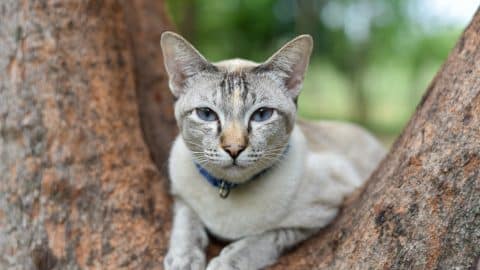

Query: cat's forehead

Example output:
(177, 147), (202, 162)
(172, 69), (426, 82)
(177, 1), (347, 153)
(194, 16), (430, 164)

(212, 71), (266, 117)
(189, 60), (280, 110)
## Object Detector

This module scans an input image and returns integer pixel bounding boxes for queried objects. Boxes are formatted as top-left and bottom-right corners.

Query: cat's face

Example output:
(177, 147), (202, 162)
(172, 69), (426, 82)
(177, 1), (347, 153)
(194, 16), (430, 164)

(161, 32), (312, 182)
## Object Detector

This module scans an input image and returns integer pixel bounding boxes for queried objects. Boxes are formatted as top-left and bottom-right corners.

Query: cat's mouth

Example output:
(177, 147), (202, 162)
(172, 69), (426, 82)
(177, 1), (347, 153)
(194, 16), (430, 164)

(223, 162), (246, 169)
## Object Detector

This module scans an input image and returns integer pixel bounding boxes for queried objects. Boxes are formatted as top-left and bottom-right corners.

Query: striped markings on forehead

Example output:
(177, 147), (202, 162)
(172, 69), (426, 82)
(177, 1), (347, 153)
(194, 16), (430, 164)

(232, 87), (242, 113)
(219, 72), (252, 117)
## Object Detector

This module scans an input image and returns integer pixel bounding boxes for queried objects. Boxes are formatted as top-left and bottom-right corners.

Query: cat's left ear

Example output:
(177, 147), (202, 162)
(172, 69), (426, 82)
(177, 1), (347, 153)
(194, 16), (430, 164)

(261, 35), (313, 98)
(160, 31), (213, 97)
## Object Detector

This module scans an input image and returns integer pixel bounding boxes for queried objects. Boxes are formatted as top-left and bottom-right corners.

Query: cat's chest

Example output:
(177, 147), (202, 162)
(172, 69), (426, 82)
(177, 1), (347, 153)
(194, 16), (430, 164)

(168, 132), (307, 240)
(172, 166), (301, 240)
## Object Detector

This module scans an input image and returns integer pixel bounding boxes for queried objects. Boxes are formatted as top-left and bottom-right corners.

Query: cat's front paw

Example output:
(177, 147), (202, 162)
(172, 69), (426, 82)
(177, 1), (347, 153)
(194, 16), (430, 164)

(164, 248), (205, 270)
(207, 247), (252, 270)
(206, 256), (246, 270)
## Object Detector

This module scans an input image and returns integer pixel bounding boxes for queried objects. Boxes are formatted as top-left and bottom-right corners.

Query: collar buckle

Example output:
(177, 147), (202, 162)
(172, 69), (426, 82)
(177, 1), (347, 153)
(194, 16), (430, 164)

(218, 181), (230, 199)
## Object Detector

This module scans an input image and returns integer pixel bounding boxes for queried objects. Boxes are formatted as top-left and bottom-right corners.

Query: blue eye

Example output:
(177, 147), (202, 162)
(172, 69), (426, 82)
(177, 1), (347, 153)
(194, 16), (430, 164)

(251, 108), (274, 122)
(195, 107), (218, 122)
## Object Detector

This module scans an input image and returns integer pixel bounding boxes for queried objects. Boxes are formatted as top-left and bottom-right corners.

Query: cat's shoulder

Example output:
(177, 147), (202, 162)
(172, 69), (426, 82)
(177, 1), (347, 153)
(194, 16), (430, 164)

(296, 118), (386, 178)
(297, 118), (380, 146)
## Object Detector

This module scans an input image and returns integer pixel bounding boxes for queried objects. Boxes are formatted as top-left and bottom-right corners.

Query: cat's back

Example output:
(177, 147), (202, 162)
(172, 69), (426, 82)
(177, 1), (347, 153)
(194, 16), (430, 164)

(297, 118), (386, 179)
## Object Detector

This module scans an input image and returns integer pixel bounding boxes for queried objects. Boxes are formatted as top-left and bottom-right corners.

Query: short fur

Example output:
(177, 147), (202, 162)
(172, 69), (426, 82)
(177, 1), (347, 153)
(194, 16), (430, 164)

(161, 31), (385, 270)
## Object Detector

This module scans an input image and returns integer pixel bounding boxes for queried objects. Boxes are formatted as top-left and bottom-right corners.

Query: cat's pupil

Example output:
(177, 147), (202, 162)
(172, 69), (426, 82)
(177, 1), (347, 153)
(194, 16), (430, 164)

(251, 108), (274, 122)
(196, 108), (218, 122)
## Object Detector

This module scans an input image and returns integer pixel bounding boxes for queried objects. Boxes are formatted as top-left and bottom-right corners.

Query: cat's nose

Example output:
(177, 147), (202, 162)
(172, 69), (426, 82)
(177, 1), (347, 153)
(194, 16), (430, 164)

(222, 144), (246, 159)
(220, 121), (248, 159)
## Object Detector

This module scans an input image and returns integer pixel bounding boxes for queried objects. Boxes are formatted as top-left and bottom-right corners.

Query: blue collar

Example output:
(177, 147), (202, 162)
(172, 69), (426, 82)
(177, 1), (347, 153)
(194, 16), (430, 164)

(194, 163), (240, 198)
(194, 144), (290, 199)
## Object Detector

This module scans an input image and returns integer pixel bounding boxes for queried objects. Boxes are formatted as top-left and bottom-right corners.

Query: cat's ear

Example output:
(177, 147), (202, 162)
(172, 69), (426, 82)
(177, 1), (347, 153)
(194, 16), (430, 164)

(261, 35), (313, 98)
(160, 31), (212, 97)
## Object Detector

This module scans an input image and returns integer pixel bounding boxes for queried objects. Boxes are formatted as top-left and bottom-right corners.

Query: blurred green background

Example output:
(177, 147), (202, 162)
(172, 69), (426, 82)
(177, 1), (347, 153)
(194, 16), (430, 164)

(166, 0), (478, 144)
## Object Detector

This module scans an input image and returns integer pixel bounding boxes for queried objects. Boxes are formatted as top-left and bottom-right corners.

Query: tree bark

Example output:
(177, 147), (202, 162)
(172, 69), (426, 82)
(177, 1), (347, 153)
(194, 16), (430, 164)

(0, 1), (172, 269)
(121, 0), (177, 176)
(271, 9), (480, 270)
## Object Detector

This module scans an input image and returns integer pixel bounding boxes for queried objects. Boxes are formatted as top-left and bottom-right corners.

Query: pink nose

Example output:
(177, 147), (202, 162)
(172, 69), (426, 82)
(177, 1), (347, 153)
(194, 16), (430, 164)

(222, 144), (246, 159)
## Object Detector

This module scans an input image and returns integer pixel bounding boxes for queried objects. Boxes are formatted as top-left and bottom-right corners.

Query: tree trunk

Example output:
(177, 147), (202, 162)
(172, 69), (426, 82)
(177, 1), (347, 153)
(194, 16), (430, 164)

(272, 9), (480, 270)
(121, 0), (177, 176)
(1, 1), (479, 269)
(0, 1), (173, 269)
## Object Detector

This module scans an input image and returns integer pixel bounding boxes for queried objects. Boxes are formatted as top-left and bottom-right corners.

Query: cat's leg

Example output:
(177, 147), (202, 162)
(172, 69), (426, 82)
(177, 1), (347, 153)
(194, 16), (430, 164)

(206, 228), (317, 270)
(164, 199), (208, 270)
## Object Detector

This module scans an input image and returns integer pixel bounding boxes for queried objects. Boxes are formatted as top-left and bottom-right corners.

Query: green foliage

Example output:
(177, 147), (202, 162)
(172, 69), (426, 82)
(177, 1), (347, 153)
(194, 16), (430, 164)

(166, 0), (467, 138)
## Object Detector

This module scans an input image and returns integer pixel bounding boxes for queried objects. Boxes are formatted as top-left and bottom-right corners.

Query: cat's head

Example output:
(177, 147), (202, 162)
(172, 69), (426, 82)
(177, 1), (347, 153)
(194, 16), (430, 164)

(161, 32), (312, 183)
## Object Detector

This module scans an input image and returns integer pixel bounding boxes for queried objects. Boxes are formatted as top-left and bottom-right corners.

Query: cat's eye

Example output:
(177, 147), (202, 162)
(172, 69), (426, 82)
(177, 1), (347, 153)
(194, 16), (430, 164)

(195, 107), (218, 122)
(251, 107), (274, 122)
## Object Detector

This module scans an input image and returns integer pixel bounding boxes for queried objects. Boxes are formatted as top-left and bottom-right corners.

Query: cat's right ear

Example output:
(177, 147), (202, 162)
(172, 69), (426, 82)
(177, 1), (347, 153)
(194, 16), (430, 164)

(160, 31), (212, 97)
(258, 35), (313, 99)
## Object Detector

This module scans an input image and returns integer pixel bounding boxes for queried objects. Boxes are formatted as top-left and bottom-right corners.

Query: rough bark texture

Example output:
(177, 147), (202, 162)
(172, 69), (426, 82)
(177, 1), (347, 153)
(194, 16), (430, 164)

(121, 0), (177, 176)
(0, 1), (171, 269)
(271, 9), (480, 270)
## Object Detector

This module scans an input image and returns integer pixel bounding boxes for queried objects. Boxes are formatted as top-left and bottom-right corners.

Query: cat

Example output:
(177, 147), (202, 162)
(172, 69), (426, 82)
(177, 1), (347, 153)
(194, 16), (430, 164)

(160, 31), (385, 270)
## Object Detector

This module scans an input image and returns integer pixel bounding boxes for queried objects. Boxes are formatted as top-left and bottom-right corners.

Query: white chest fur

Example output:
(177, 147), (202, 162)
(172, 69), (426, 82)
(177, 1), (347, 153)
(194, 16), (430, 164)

(169, 128), (307, 240)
